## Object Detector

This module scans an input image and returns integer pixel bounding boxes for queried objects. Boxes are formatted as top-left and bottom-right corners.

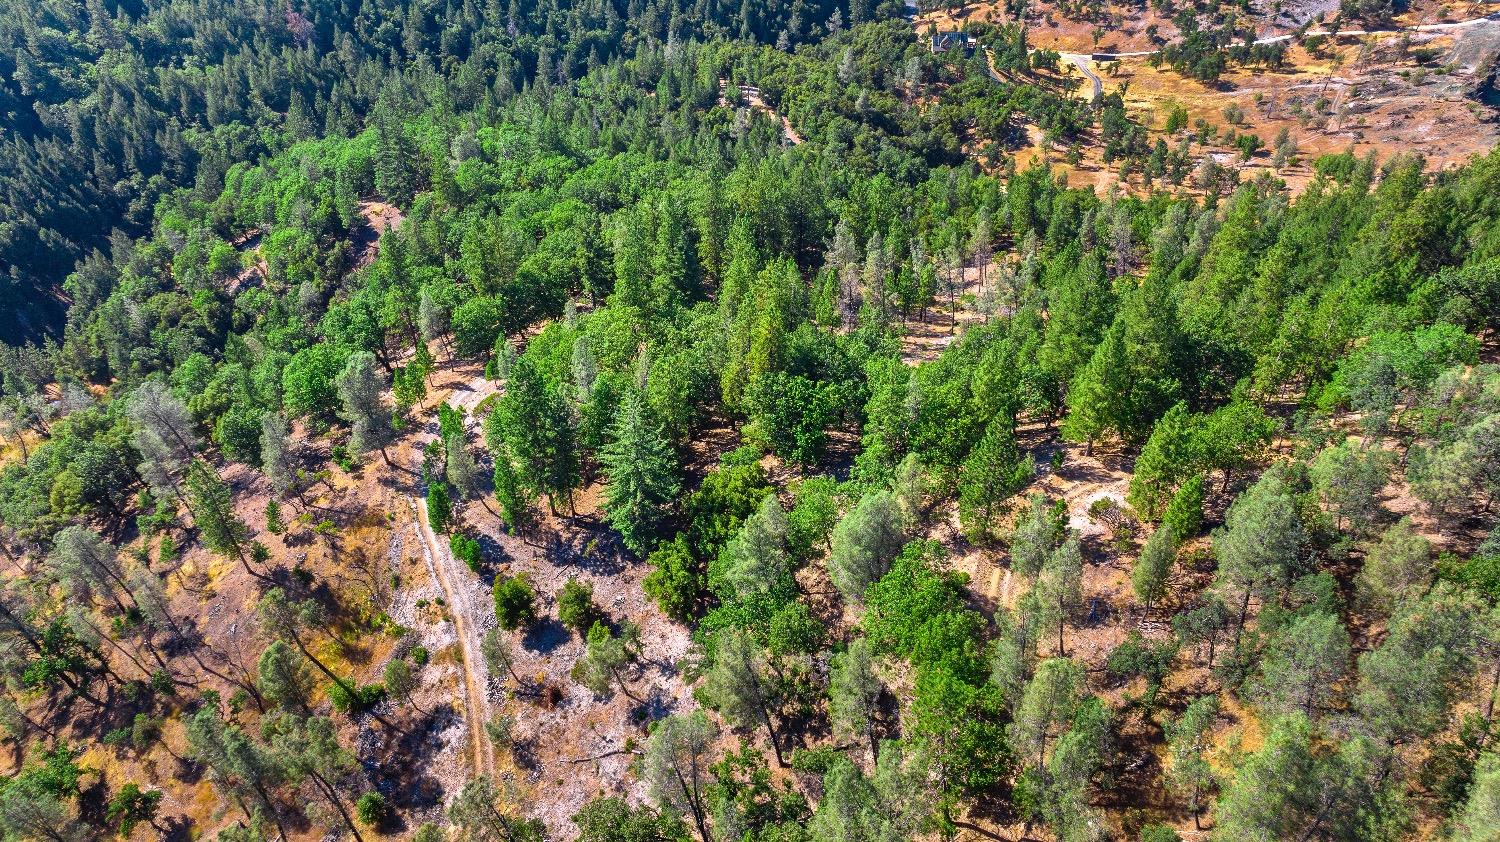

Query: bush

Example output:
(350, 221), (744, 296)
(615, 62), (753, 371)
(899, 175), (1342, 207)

(328, 681), (386, 714)
(644, 536), (703, 622)
(451, 533), (482, 572)
(557, 578), (598, 635)
(493, 574), (537, 630)
(1139, 825), (1182, 842)
(355, 791), (389, 826)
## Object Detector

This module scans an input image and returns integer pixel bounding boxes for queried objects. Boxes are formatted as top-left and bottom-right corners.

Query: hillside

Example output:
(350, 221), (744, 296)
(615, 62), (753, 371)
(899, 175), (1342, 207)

(1, 2), (1500, 842)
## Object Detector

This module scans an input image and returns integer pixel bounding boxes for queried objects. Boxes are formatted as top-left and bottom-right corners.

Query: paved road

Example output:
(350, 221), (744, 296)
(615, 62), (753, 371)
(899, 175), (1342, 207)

(1059, 52), (1103, 101)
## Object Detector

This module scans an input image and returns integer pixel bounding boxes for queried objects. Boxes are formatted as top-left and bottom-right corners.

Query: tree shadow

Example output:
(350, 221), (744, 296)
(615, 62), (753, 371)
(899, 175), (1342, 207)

(158, 815), (194, 842)
(521, 617), (570, 655)
(628, 685), (678, 726)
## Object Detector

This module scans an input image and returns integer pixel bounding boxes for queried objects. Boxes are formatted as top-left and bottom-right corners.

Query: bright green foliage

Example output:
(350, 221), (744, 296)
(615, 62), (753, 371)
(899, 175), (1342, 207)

(1128, 402), (1199, 521)
(426, 482), (453, 533)
(1062, 320), (1130, 452)
(574, 797), (689, 842)
(451, 533), (482, 572)
(958, 416), (1034, 543)
(645, 536), (704, 622)
(354, 792), (388, 827)
(1161, 474), (1206, 540)
(487, 355), (580, 514)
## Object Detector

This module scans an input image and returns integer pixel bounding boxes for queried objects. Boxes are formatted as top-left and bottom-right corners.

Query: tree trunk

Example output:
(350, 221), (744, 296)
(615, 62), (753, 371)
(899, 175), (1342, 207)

(759, 704), (785, 767)
(293, 634), (402, 733)
(1233, 587), (1252, 652)
(310, 771), (365, 842)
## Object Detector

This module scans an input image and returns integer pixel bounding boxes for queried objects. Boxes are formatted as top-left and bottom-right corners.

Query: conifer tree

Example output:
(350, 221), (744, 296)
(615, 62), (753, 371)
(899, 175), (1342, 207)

(828, 490), (906, 603)
(958, 416), (1033, 543)
(1132, 524), (1175, 612)
(1062, 320), (1130, 455)
(1128, 402), (1200, 521)
(599, 390), (680, 556)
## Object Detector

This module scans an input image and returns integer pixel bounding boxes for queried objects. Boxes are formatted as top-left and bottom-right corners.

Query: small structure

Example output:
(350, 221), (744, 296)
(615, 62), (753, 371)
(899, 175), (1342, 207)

(930, 32), (977, 55)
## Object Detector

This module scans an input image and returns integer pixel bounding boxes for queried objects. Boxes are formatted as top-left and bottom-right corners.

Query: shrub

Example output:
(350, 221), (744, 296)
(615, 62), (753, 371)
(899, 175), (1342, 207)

(493, 574), (537, 630)
(355, 791), (389, 826)
(451, 533), (482, 572)
(328, 681), (386, 714)
(557, 578), (598, 635)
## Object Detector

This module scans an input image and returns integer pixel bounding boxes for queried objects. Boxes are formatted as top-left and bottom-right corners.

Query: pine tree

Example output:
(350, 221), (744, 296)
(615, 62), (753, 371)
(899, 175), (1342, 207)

(828, 490), (906, 603)
(1132, 525), (1175, 612)
(1062, 320), (1129, 455)
(958, 416), (1034, 543)
(259, 413), (298, 500)
(700, 629), (786, 766)
(1038, 538), (1084, 656)
(186, 461), (262, 581)
(829, 637), (883, 761)
(599, 391), (680, 556)
(644, 712), (718, 842)
(1128, 402), (1199, 521)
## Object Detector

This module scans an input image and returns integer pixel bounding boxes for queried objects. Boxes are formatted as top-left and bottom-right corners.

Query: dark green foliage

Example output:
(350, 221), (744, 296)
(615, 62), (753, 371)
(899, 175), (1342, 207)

(427, 483), (453, 534)
(9, 2), (1500, 838)
(327, 682), (386, 714)
(600, 391), (680, 557)
(645, 536), (705, 623)
(492, 574), (537, 631)
(558, 578), (599, 636)
(106, 782), (162, 835)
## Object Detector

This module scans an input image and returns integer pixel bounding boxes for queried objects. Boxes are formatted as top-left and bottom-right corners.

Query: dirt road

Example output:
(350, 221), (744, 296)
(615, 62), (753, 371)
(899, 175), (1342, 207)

(407, 372), (503, 778)
(411, 494), (493, 776)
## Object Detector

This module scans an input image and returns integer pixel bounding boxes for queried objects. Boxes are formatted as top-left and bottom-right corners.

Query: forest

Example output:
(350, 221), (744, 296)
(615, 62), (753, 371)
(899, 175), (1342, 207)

(2, 0), (1500, 840)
